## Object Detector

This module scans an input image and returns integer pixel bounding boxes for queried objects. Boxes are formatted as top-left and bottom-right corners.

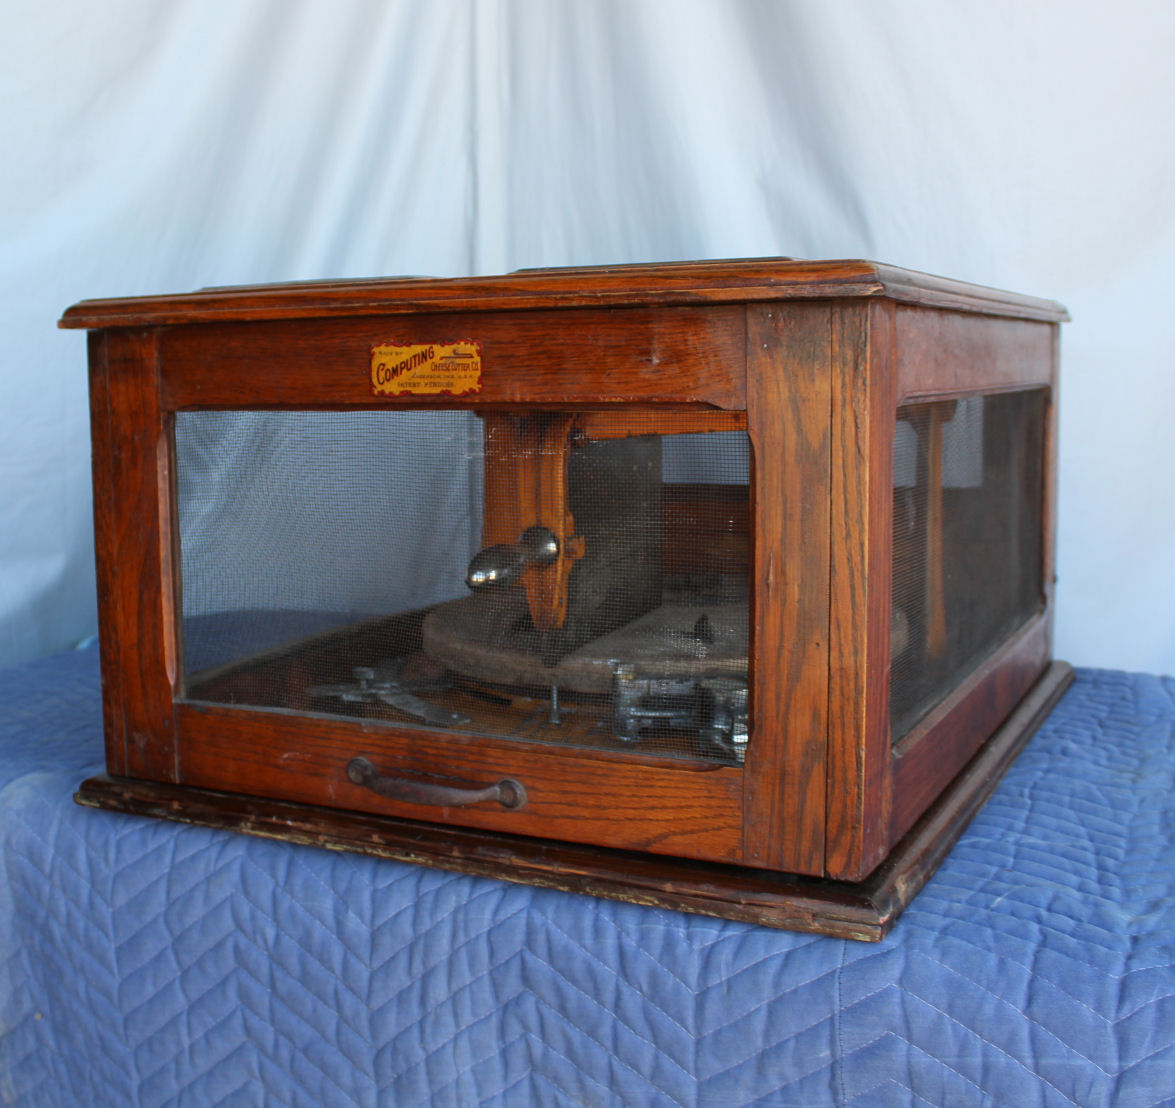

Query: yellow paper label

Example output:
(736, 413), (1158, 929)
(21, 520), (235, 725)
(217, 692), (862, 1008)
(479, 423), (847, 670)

(370, 341), (482, 397)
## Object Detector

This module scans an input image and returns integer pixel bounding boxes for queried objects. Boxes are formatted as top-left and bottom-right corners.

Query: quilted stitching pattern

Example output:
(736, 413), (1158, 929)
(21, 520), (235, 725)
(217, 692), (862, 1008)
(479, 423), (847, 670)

(2, 653), (1173, 1106)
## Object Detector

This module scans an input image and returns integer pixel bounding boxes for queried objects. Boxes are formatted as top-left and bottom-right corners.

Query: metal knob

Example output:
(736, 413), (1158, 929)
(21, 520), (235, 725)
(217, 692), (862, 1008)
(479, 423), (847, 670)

(466, 525), (560, 590)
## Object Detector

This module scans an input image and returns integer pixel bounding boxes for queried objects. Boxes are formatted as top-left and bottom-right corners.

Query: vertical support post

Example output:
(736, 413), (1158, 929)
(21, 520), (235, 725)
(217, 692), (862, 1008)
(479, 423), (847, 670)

(825, 302), (895, 880)
(741, 303), (831, 875)
(89, 327), (179, 780)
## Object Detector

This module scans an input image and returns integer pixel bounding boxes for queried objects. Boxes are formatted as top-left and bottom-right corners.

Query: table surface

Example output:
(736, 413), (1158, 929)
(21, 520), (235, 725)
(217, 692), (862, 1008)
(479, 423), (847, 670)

(2, 647), (1173, 1107)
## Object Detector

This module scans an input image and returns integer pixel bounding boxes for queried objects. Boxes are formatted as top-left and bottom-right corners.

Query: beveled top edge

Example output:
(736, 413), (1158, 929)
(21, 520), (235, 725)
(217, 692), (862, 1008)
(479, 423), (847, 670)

(59, 258), (1069, 329)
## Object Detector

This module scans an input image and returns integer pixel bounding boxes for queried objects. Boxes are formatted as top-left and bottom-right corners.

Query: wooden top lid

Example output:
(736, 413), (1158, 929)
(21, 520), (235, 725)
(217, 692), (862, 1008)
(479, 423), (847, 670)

(60, 257), (1068, 329)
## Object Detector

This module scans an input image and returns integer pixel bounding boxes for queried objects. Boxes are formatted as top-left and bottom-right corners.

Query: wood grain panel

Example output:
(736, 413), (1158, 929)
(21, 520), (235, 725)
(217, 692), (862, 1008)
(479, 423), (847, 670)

(824, 302), (896, 881)
(159, 306), (746, 410)
(895, 309), (1056, 403)
(741, 303), (831, 874)
(93, 328), (179, 780)
(175, 703), (744, 862)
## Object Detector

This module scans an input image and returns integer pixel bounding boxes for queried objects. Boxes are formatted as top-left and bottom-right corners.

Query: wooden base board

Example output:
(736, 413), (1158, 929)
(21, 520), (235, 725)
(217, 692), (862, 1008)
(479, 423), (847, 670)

(76, 661), (1073, 941)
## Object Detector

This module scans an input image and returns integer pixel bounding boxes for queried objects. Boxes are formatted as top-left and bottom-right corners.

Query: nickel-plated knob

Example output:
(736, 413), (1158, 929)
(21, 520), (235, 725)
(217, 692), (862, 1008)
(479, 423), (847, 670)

(466, 525), (560, 591)
(517, 525), (560, 565)
(466, 544), (526, 589)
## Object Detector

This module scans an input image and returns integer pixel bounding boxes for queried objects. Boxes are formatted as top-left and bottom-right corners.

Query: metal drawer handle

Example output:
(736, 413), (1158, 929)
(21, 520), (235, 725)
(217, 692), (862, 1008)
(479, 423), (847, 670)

(346, 757), (527, 810)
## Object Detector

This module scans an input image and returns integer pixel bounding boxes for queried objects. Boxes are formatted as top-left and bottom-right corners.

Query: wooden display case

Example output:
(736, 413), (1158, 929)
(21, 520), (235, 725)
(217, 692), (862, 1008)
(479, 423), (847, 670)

(62, 259), (1071, 940)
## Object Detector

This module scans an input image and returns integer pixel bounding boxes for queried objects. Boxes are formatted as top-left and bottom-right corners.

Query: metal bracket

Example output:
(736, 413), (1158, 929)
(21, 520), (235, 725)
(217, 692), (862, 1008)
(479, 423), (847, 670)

(310, 663), (471, 729)
(610, 665), (749, 761)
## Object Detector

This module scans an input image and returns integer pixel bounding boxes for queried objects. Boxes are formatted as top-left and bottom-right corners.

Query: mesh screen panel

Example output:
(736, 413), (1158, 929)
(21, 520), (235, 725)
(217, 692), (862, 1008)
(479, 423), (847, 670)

(890, 390), (1046, 742)
(175, 410), (750, 764)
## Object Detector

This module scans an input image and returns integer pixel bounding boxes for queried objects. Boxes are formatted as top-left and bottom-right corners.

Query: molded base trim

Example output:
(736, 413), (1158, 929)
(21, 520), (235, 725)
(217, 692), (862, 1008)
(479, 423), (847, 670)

(77, 662), (1073, 941)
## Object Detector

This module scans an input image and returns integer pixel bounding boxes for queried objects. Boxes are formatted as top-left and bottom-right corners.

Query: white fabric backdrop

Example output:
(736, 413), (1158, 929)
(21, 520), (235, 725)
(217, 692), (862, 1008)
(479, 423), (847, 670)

(2, 0), (1173, 674)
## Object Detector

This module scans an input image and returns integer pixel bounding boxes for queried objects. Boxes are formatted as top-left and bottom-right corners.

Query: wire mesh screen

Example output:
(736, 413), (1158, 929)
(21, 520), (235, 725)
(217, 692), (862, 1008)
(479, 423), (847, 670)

(175, 410), (750, 764)
(890, 390), (1046, 742)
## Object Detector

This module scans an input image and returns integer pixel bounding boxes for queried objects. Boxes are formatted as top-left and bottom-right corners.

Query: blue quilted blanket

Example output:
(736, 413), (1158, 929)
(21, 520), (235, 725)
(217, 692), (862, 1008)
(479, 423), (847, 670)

(2, 649), (1173, 1106)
